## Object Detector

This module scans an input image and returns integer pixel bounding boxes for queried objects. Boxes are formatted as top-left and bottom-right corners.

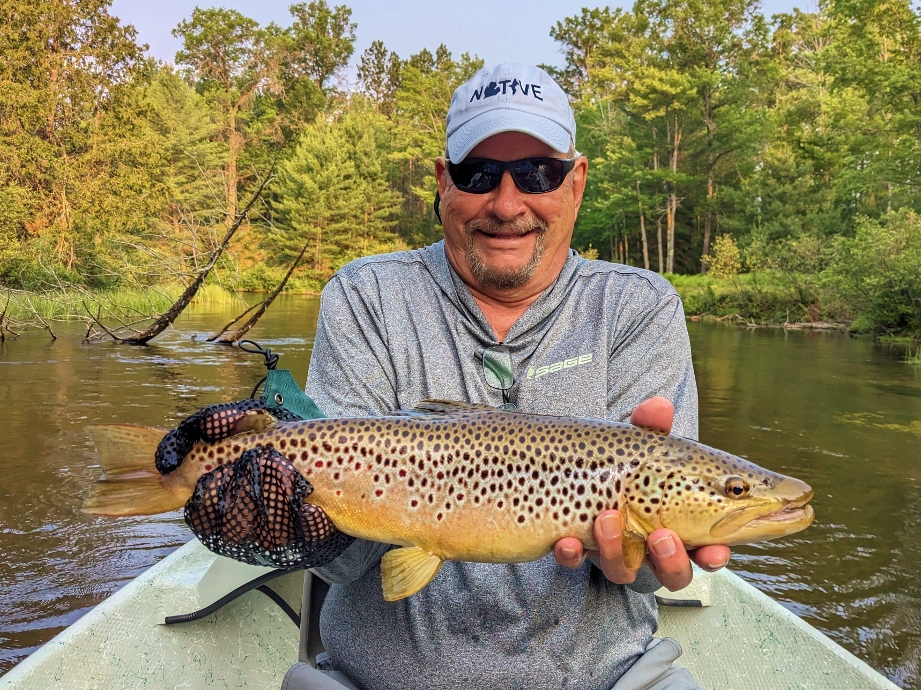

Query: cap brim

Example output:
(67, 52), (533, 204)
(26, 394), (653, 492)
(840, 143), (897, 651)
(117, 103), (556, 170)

(447, 109), (571, 162)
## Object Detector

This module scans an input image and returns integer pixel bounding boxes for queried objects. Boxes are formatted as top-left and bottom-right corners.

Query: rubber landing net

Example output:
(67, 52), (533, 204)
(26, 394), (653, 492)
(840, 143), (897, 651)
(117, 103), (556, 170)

(185, 444), (354, 569)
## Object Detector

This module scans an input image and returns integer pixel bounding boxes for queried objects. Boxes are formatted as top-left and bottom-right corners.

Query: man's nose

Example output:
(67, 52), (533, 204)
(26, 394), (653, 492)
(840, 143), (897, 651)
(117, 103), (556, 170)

(487, 171), (528, 220)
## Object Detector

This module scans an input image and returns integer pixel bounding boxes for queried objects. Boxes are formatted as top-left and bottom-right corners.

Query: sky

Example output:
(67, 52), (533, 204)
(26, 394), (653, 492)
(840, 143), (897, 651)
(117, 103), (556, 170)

(109, 0), (811, 83)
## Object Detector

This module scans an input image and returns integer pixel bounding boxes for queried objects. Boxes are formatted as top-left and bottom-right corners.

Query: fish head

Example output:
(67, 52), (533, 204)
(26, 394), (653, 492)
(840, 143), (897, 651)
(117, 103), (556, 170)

(623, 442), (815, 548)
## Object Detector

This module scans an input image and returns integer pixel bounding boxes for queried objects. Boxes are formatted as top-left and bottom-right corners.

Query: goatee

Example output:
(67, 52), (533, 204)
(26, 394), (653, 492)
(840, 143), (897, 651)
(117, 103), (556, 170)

(464, 217), (549, 290)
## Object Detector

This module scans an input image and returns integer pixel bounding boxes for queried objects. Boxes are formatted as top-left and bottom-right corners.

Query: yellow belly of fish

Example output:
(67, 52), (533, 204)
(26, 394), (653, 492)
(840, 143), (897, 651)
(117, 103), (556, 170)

(307, 479), (588, 563)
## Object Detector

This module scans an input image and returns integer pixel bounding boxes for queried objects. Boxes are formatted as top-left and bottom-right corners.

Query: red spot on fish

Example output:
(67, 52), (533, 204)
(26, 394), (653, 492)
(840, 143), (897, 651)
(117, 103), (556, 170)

(355, 462), (362, 470)
(399, 469), (407, 478)
(204, 464), (213, 471)
(411, 499), (419, 507)
(315, 460), (324, 468)
(375, 489), (383, 497)
(336, 490), (342, 496)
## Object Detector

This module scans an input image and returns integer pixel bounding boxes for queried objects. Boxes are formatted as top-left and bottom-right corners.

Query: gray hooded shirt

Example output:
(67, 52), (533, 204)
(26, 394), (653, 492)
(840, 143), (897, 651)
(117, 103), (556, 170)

(304, 241), (698, 690)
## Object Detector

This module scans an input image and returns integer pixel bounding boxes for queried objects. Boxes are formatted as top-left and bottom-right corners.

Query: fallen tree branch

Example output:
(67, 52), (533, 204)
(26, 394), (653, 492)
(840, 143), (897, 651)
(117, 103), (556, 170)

(208, 240), (310, 344)
(92, 163), (275, 345)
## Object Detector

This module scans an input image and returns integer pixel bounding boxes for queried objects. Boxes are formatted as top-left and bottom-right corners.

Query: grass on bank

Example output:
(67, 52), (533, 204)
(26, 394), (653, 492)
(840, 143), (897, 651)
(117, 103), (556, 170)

(0, 283), (244, 324)
(665, 271), (850, 327)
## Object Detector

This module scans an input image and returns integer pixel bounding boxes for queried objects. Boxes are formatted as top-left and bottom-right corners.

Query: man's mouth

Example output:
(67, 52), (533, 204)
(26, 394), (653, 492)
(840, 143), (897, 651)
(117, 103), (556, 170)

(477, 228), (536, 239)
(466, 217), (548, 241)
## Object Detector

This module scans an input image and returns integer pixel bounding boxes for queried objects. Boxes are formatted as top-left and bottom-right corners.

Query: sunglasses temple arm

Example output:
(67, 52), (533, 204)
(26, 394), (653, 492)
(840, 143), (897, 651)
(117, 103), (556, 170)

(433, 192), (442, 225)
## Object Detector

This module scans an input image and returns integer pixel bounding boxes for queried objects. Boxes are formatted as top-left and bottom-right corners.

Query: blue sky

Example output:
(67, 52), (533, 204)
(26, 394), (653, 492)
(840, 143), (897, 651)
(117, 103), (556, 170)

(110, 0), (813, 82)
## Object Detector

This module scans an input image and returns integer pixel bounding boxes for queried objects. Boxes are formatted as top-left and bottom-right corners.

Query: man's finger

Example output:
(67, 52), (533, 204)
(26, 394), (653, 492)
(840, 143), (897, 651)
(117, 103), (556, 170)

(594, 510), (637, 585)
(630, 396), (674, 433)
(645, 528), (693, 591)
(690, 544), (731, 572)
(553, 536), (587, 569)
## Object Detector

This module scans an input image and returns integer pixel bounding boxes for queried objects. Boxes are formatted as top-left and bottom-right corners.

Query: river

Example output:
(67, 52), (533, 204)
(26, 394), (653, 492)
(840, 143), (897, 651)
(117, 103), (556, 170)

(0, 296), (918, 687)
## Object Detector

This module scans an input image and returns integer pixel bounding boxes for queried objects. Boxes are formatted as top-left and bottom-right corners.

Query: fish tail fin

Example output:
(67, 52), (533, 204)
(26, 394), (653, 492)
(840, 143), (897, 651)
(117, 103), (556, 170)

(82, 424), (188, 517)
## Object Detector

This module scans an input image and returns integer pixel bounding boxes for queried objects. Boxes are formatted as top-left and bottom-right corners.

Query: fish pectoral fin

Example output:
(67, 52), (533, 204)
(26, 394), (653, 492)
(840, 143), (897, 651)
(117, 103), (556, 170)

(380, 546), (444, 601)
(622, 530), (648, 571)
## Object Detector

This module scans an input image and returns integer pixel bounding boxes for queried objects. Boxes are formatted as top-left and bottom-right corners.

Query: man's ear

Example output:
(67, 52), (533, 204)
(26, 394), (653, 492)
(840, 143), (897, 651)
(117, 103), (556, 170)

(571, 156), (588, 215)
(435, 157), (448, 196)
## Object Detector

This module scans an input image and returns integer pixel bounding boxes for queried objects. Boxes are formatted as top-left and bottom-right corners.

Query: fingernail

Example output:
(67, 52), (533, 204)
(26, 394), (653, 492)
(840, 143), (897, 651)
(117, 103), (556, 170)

(599, 514), (621, 540)
(560, 547), (577, 560)
(651, 535), (676, 558)
(707, 556), (729, 570)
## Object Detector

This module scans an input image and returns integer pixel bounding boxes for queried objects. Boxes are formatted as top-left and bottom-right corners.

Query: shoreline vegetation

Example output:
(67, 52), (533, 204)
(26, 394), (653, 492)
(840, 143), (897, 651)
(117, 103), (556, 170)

(1, 1), (920, 343)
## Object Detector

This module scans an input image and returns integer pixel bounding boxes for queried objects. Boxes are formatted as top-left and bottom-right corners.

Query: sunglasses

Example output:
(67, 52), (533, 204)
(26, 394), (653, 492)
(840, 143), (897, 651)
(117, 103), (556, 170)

(448, 157), (576, 195)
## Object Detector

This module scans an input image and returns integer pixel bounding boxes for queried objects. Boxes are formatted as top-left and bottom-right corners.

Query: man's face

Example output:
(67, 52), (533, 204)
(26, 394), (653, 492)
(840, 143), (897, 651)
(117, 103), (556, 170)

(436, 132), (587, 298)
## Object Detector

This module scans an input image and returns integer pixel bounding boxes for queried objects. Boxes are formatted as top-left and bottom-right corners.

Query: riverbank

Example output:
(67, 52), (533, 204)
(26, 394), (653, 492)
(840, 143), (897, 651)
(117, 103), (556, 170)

(666, 271), (849, 327)
(3, 266), (918, 344)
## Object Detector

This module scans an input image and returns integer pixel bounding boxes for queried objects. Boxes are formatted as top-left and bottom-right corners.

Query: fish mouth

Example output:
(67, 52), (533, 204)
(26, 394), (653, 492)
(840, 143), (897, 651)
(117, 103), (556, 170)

(711, 489), (815, 543)
(748, 499), (814, 525)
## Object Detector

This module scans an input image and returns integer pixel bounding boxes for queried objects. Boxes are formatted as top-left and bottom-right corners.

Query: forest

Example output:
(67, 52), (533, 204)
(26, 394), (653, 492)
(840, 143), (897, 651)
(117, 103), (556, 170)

(0, 0), (919, 337)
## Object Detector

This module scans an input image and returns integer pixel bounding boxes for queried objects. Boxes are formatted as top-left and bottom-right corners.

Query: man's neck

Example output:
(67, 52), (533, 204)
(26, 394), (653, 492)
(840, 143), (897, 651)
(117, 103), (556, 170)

(466, 286), (542, 343)
(442, 240), (571, 342)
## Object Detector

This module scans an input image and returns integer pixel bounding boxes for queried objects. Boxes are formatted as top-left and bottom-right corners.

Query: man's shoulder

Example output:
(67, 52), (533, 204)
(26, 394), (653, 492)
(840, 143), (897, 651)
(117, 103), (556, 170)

(334, 245), (437, 287)
(575, 258), (679, 302)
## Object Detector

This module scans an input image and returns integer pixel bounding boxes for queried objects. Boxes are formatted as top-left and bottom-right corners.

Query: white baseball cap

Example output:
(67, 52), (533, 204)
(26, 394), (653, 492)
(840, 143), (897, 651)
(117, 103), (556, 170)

(446, 63), (576, 163)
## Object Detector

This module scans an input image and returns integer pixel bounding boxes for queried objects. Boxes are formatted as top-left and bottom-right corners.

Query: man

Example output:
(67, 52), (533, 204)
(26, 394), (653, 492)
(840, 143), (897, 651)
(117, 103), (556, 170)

(294, 63), (728, 689)
(177, 63), (730, 689)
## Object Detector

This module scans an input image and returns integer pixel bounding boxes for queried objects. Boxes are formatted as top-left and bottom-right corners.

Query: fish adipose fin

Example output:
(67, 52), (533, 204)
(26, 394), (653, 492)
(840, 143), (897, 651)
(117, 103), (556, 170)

(380, 546), (444, 601)
(82, 424), (186, 517)
(394, 400), (501, 418)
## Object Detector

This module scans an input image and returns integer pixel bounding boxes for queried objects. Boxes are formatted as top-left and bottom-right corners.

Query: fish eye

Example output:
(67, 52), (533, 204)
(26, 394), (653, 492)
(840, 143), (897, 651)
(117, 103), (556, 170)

(725, 476), (751, 499)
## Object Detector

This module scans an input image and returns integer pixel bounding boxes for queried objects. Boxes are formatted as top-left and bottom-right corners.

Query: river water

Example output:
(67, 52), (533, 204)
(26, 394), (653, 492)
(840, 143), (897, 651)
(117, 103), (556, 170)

(0, 296), (919, 686)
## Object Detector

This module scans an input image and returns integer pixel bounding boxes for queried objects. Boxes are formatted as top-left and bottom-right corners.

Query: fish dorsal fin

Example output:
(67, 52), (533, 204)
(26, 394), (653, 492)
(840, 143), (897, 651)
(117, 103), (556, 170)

(380, 546), (444, 601)
(393, 400), (501, 418)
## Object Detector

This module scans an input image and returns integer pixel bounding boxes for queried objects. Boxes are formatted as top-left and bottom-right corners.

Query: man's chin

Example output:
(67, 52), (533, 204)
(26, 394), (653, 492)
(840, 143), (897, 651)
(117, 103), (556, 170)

(468, 257), (540, 290)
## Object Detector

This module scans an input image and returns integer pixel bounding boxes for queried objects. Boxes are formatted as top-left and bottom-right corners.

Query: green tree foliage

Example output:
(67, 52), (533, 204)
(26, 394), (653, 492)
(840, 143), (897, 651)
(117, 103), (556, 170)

(357, 40), (403, 114)
(824, 210), (921, 334)
(1, 0), (920, 336)
(272, 100), (402, 288)
(0, 0), (149, 287)
(389, 46), (483, 244)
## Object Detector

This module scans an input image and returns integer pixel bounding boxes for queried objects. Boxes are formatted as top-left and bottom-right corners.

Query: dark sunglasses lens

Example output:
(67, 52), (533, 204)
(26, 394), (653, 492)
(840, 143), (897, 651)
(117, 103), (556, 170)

(451, 158), (570, 194)
(511, 158), (565, 193)
(451, 161), (502, 193)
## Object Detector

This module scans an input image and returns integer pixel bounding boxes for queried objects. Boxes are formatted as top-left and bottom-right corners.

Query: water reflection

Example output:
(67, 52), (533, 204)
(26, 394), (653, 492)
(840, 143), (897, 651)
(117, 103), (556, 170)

(0, 297), (319, 673)
(689, 322), (921, 688)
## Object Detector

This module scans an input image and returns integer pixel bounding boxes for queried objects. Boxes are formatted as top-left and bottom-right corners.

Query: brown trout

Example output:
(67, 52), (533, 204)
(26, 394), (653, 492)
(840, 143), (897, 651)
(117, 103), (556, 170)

(83, 401), (815, 601)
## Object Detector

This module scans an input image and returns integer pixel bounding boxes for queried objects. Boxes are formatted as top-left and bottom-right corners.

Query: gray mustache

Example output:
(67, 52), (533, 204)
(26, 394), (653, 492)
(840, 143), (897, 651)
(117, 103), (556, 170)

(466, 217), (549, 236)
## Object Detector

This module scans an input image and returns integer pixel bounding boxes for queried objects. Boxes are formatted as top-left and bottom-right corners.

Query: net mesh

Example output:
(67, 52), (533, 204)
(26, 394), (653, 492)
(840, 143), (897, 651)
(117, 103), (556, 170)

(156, 400), (301, 474)
(185, 446), (354, 569)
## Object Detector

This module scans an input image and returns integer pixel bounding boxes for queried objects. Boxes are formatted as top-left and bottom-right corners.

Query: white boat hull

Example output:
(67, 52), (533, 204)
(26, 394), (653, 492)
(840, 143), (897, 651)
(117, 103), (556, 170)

(0, 541), (900, 689)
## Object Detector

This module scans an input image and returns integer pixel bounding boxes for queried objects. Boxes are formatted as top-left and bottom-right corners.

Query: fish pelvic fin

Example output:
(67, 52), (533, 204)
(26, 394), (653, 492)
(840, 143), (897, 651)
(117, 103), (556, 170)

(82, 424), (187, 517)
(380, 546), (444, 601)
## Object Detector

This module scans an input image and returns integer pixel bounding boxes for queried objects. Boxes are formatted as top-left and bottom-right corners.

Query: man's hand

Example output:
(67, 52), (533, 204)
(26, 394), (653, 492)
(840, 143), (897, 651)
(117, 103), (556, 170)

(553, 397), (731, 591)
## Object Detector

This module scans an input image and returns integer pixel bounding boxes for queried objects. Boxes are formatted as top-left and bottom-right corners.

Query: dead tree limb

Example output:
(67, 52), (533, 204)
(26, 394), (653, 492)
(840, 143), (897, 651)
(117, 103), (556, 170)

(93, 164), (275, 345)
(0, 293), (9, 342)
(208, 240), (310, 344)
(207, 300), (265, 341)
